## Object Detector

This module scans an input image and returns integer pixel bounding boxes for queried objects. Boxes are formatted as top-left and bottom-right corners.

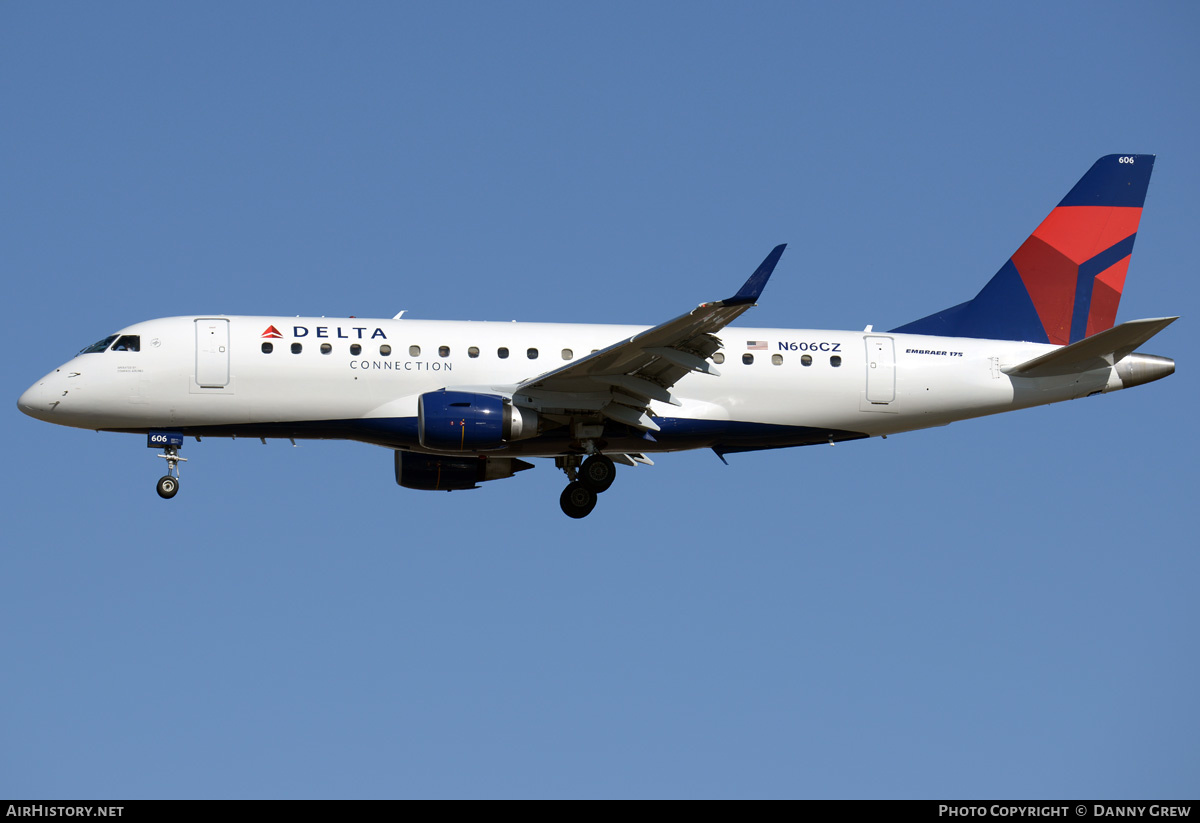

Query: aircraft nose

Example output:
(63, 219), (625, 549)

(18, 378), (55, 421)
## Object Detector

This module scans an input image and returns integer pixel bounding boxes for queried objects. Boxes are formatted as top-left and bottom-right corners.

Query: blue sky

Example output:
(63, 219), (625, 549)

(2, 1), (1196, 799)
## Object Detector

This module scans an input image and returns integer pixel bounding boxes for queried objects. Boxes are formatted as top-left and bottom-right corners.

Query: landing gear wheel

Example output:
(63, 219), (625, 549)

(579, 454), (616, 493)
(154, 442), (187, 499)
(560, 481), (597, 519)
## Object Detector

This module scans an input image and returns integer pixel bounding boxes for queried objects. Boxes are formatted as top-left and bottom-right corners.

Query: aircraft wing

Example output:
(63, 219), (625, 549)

(512, 245), (786, 430)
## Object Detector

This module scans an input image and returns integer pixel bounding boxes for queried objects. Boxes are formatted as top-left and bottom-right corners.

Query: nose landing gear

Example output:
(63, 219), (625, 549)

(149, 432), (188, 499)
(557, 452), (616, 518)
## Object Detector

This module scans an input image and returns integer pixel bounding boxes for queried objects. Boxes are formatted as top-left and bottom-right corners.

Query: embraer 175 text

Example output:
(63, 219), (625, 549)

(19, 156), (1177, 518)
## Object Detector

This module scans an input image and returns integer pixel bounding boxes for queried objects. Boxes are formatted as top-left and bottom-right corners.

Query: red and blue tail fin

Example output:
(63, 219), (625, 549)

(892, 155), (1155, 344)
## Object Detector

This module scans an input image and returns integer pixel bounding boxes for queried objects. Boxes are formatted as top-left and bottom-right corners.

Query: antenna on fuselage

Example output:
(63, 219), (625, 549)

(393, 310), (407, 319)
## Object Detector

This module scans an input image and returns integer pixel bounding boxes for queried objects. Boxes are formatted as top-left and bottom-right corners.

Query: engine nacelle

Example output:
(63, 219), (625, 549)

(417, 390), (538, 452)
(394, 452), (534, 491)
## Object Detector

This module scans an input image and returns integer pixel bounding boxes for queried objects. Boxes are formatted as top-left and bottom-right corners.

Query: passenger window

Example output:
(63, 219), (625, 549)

(498, 347), (509, 359)
(712, 352), (725, 364)
(527, 348), (538, 360)
(830, 355), (842, 367)
(409, 345), (421, 357)
(112, 335), (140, 352)
(562, 349), (573, 361)
(350, 344), (361, 355)
(439, 346), (450, 357)
(801, 355), (812, 366)
(742, 353), (754, 365)
(320, 343), (332, 354)
(468, 347), (480, 358)
(291, 343), (303, 354)
(380, 345), (392, 356)
(262, 342), (273, 354)
(772, 354), (783, 365)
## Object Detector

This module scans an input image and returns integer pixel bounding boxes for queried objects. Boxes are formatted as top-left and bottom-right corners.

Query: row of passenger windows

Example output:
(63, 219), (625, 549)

(78, 333), (842, 369)
(715, 352), (842, 367)
(260, 341), (843, 367)
(79, 332), (844, 368)
(261, 342), (576, 359)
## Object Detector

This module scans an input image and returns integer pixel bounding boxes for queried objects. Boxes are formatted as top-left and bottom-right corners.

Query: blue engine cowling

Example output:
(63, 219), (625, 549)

(394, 452), (534, 491)
(418, 391), (536, 452)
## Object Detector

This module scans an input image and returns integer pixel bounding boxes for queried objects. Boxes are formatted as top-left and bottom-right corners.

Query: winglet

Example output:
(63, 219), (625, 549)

(725, 244), (786, 306)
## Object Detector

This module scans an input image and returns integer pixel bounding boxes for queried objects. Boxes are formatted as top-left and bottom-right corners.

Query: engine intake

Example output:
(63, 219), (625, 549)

(417, 391), (538, 452)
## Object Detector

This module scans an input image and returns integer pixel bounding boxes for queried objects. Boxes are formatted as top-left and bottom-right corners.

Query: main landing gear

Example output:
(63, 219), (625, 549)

(155, 444), (187, 500)
(557, 453), (616, 519)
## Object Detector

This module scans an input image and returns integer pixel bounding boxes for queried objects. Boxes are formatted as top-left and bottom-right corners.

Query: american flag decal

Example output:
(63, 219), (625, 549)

(746, 340), (767, 350)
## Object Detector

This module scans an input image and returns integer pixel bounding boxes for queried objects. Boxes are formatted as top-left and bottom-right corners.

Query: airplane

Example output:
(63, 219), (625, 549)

(17, 155), (1177, 519)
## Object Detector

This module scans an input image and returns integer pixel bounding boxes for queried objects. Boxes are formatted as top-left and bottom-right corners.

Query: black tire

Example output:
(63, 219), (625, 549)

(156, 475), (179, 499)
(560, 481), (597, 519)
(579, 454), (616, 493)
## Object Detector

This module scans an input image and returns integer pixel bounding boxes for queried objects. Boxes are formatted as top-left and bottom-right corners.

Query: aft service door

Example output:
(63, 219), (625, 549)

(864, 335), (895, 404)
(195, 318), (229, 388)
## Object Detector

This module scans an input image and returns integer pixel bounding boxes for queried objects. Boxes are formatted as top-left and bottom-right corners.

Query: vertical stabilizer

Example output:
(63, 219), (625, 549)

(892, 155), (1154, 344)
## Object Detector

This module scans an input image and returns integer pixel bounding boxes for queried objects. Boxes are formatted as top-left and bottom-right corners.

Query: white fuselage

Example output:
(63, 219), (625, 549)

(19, 314), (1130, 456)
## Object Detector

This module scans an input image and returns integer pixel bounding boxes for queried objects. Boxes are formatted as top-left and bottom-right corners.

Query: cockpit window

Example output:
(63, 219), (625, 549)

(112, 335), (140, 352)
(80, 334), (119, 354)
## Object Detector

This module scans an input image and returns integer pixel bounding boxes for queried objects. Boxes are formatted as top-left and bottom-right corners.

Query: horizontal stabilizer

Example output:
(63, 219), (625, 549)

(1003, 317), (1178, 377)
